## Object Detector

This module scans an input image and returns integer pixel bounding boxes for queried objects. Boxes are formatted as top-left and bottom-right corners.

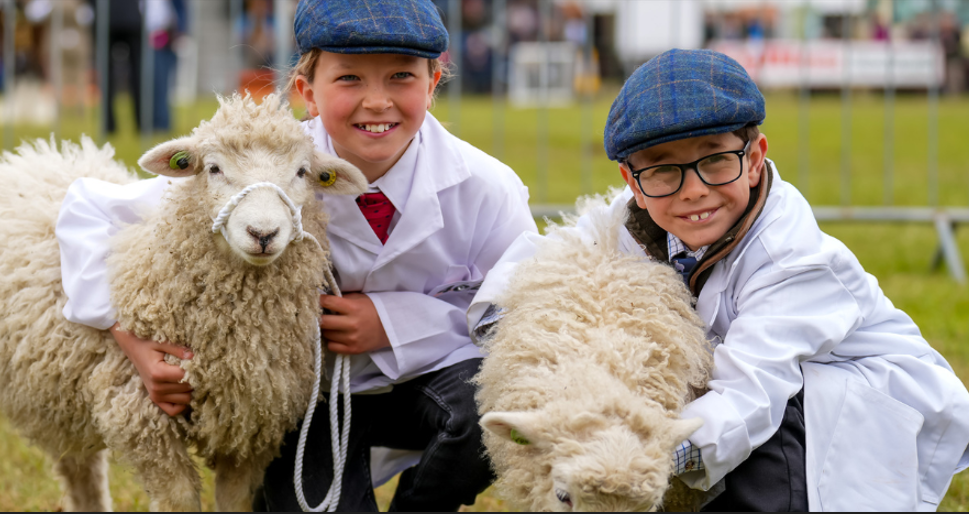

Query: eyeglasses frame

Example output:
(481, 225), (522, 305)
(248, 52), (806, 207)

(624, 140), (752, 198)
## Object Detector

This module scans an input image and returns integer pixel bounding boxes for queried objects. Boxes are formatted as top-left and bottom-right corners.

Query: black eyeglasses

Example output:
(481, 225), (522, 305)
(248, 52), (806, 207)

(625, 140), (750, 198)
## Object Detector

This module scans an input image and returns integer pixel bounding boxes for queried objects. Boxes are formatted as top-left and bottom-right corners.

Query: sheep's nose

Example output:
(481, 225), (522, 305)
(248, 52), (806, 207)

(247, 227), (279, 252)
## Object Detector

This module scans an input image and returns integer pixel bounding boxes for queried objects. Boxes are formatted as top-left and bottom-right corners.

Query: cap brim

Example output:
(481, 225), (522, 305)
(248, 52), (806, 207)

(615, 120), (760, 161)
(299, 45), (442, 60)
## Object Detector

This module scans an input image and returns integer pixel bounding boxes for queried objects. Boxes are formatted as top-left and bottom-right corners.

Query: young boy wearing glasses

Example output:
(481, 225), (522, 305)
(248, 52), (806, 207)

(469, 49), (969, 511)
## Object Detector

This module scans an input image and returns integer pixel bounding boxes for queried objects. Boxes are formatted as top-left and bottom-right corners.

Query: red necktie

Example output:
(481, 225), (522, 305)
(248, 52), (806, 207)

(355, 192), (396, 244)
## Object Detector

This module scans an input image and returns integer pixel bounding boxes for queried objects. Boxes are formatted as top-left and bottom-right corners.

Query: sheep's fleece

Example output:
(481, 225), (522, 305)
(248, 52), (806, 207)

(474, 194), (714, 512)
(0, 93), (366, 511)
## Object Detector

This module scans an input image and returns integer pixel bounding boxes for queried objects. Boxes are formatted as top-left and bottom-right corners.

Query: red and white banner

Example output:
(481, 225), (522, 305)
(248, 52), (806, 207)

(709, 40), (944, 89)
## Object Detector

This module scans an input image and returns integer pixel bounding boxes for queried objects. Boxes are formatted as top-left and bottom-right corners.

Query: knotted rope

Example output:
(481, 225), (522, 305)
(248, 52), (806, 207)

(211, 182), (350, 512)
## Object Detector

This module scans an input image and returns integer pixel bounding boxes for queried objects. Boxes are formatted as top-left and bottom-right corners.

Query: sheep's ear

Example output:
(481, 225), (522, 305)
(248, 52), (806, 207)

(138, 137), (200, 177)
(311, 150), (368, 196)
(481, 411), (548, 447)
(667, 417), (704, 446)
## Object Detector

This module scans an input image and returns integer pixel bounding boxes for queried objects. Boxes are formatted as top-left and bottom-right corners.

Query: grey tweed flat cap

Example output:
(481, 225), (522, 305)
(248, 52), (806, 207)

(295, 0), (449, 58)
(604, 49), (765, 162)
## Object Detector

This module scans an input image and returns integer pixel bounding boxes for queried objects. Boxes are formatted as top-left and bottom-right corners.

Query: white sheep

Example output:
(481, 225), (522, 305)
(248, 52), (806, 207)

(474, 194), (714, 512)
(0, 93), (367, 511)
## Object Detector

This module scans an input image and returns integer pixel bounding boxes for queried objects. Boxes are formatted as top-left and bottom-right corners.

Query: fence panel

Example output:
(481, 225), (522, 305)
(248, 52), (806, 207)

(0, 0), (964, 281)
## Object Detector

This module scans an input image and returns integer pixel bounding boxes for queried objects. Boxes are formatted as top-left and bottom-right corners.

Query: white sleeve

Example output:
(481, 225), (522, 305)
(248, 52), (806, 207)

(368, 182), (538, 382)
(467, 187), (637, 338)
(677, 263), (864, 490)
(465, 229), (545, 342)
(56, 176), (175, 330)
(366, 290), (476, 381)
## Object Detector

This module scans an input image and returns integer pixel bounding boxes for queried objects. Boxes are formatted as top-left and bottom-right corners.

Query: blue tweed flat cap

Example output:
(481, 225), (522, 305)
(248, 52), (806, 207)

(295, 0), (449, 58)
(604, 49), (765, 162)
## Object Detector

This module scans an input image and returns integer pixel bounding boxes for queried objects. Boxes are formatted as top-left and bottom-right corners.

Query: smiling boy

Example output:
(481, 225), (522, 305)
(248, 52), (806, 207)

(470, 49), (969, 511)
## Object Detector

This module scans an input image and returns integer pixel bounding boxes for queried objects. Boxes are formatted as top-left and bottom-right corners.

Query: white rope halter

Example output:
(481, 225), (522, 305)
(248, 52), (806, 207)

(211, 182), (350, 512)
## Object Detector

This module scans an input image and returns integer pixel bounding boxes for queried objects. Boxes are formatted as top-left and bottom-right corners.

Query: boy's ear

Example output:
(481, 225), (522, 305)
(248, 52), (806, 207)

(619, 162), (649, 210)
(747, 134), (769, 188)
(138, 137), (200, 177)
(426, 69), (443, 109)
(295, 75), (320, 118)
(311, 151), (368, 196)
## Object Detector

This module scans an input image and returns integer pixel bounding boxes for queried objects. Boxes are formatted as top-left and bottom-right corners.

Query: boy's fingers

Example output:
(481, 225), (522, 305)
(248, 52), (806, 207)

(153, 341), (194, 360)
(321, 329), (355, 345)
(319, 313), (355, 331)
(157, 402), (187, 417)
(325, 341), (365, 355)
(159, 392), (193, 406)
(319, 294), (356, 314)
(151, 382), (194, 395)
(151, 393), (191, 405)
(147, 362), (188, 384)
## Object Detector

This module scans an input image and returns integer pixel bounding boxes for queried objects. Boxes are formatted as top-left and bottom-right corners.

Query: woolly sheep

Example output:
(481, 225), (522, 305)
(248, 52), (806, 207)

(474, 195), (714, 512)
(0, 93), (367, 511)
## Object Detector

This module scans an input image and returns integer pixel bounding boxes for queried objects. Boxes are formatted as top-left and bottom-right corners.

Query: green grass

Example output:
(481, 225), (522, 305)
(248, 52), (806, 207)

(1, 91), (968, 510)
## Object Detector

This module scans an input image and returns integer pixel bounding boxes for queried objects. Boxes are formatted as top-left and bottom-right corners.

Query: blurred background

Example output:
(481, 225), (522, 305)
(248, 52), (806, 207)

(0, 0), (967, 511)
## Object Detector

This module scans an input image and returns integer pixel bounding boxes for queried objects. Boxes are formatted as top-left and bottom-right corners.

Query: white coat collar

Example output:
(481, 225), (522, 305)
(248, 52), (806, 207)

(695, 159), (785, 328)
(304, 113), (472, 269)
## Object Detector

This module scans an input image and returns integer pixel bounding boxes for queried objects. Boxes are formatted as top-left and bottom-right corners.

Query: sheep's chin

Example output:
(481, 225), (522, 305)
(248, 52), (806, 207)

(239, 252), (282, 266)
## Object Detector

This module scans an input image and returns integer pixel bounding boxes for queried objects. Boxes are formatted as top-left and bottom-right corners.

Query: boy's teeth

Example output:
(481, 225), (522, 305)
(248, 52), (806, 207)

(700, 212), (710, 220)
(362, 123), (392, 133)
(689, 211), (712, 221)
(690, 214), (699, 221)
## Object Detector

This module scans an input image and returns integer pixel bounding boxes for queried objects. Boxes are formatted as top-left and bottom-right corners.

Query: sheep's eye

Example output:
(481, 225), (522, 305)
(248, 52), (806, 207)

(555, 489), (572, 507)
(209, 165), (221, 175)
(297, 167), (307, 178)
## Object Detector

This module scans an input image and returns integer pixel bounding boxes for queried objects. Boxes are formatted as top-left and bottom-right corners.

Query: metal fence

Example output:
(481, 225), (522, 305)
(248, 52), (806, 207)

(0, 0), (966, 282)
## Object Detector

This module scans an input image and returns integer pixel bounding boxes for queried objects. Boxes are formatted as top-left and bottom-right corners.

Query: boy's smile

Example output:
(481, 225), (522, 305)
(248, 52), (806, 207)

(620, 132), (767, 251)
(354, 122), (400, 135)
(296, 52), (442, 182)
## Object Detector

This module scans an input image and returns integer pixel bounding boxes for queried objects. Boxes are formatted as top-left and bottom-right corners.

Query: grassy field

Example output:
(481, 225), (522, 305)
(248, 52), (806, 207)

(0, 91), (967, 511)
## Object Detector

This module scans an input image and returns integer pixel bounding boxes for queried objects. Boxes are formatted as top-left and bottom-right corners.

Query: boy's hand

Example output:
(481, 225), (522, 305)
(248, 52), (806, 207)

(109, 322), (194, 417)
(319, 293), (391, 355)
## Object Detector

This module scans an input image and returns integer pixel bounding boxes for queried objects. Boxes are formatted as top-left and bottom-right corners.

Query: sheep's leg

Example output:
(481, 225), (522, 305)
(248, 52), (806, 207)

(53, 450), (113, 512)
(214, 452), (275, 512)
(121, 441), (199, 512)
(95, 380), (201, 512)
(125, 433), (201, 512)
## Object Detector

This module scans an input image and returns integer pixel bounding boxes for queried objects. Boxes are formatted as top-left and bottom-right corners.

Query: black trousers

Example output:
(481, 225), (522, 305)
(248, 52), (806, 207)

(702, 389), (808, 512)
(256, 358), (493, 512)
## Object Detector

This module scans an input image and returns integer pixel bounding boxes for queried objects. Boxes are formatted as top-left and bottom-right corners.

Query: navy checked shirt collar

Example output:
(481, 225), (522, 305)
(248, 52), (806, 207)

(667, 232), (708, 262)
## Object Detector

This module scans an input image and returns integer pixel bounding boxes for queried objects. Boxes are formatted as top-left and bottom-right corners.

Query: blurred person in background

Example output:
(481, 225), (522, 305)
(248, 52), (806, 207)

(27, 0), (95, 114)
(145, 0), (186, 132)
(872, 12), (890, 42)
(239, 0), (275, 69)
(460, 0), (491, 94)
(939, 11), (964, 94)
(507, 0), (537, 44)
(99, 0), (142, 133)
(234, 0), (276, 97)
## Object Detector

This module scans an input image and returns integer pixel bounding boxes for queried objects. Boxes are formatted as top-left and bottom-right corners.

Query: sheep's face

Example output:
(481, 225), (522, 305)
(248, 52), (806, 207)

(137, 94), (368, 266)
(482, 406), (702, 512)
(545, 424), (671, 512)
(192, 146), (365, 265)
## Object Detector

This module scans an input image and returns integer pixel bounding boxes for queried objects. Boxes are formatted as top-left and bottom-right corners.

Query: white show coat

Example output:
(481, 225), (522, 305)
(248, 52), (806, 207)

(469, 162), (969, 511)
(56, 112), (538, 394)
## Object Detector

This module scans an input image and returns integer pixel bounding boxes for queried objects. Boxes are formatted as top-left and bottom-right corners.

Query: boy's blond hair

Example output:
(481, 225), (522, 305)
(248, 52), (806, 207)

(285, 48), (451, 98)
